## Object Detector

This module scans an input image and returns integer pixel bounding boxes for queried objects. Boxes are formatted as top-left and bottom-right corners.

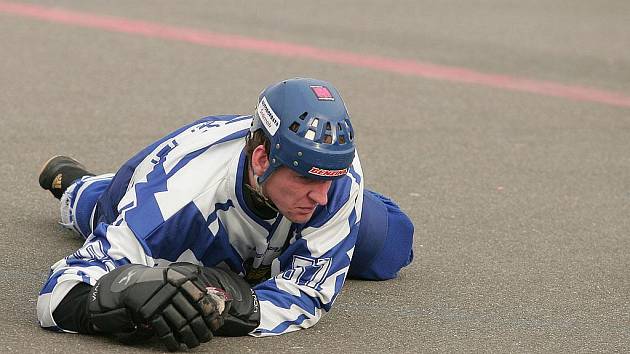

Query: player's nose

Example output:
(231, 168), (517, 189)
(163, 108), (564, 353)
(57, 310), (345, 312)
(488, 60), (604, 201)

(308, 180), (332, 206)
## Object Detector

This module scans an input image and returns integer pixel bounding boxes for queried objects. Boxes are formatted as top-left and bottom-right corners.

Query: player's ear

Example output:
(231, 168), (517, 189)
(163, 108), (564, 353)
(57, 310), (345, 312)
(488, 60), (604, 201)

(251, 145), (269, 177)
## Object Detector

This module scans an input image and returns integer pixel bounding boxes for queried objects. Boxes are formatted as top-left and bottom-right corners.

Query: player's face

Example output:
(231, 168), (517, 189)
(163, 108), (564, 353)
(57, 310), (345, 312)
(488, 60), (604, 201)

(263, 167), (332, 223)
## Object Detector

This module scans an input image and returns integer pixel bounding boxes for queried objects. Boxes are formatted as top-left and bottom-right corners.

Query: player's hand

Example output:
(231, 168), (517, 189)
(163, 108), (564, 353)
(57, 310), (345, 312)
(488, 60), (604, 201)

(87, 263), (231, 351)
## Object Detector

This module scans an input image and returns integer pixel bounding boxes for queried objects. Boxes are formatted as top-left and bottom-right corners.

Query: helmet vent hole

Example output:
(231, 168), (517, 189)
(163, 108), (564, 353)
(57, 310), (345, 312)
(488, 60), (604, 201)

(310, 118), (319, 128)
(339, 135), (346, 144)
(345, 119), (354, 140)
(325, 122), (332, 131)
(299, 112), (308, 120)
(305, 130), (316, 140)
(323, 134), (333, 144)
(289, 122), (300, 133)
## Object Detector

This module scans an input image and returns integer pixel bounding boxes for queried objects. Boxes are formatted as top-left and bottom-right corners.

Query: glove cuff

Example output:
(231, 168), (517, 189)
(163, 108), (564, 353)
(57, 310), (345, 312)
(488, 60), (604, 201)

(200, 267), (261, 336)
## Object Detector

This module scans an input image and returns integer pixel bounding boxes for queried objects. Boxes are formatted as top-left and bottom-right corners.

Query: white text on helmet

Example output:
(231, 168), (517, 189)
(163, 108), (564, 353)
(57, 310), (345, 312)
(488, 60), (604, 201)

(257, 97), (280, 136)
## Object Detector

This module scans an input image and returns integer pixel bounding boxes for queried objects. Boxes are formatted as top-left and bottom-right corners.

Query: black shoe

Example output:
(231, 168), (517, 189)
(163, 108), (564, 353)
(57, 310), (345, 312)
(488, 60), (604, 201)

(39, 155), (95, 199)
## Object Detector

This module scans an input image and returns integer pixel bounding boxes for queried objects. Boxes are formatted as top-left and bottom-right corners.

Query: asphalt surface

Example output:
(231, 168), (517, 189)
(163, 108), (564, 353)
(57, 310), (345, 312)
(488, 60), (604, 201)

(1, 1), (629, 352)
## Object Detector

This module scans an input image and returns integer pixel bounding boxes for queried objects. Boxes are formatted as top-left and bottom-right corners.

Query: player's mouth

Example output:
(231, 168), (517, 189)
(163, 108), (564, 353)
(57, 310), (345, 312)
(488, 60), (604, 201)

(293, 206), (316, 218)
(296, 205), (316, 213)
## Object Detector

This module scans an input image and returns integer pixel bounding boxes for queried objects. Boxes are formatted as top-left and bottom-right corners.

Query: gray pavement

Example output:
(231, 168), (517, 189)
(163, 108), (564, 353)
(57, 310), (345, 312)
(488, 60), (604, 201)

(1, 1), (629, 352)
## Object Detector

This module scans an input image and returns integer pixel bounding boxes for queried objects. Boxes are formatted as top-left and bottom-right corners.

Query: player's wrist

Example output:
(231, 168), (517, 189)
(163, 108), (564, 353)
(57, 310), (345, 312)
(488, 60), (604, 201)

(52, 282), (95, 334)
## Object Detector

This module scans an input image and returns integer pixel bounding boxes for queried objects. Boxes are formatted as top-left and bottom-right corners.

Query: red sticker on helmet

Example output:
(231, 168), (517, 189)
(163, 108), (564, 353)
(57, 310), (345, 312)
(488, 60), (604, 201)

(310, 86), (335, 101)
(308, 167), (348, 177)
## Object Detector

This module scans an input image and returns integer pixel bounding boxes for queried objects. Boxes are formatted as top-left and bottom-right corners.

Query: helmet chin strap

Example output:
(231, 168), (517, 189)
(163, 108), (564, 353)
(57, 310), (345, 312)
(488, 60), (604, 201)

(245, 176), (278, 213)
(246, 157), (279, 213)
(252, 173), (266, 198)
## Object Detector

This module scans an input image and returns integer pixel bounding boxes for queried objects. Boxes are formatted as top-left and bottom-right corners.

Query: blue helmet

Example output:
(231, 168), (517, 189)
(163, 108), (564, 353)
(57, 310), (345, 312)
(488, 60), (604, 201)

(250, 78), (356, 183)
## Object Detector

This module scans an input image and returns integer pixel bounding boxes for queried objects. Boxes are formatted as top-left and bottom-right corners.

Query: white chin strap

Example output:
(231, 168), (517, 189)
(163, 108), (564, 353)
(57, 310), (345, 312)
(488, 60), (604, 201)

(252, 174), (265, 196)
(250, 174), (278, 212)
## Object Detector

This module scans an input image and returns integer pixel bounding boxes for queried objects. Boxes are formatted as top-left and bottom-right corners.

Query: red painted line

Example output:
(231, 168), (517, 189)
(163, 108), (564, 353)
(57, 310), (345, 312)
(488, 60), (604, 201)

(2, 1), (630, 109)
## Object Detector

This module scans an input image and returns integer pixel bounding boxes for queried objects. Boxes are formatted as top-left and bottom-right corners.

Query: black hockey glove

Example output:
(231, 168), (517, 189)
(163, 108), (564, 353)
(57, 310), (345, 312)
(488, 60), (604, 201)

(87, 263), (231, 351)
(199, 266), (261, 336)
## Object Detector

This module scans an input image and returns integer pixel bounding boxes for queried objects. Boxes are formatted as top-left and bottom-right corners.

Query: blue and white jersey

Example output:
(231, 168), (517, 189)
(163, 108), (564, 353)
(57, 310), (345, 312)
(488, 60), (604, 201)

(37, 115), (364, 336)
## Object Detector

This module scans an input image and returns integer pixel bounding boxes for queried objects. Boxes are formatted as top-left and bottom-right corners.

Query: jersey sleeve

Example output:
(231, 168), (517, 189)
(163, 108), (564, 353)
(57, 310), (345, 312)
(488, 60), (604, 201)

(251, 167), (363, 336)
(36, 219), (151, 331)
(37, 198), (227, 332)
